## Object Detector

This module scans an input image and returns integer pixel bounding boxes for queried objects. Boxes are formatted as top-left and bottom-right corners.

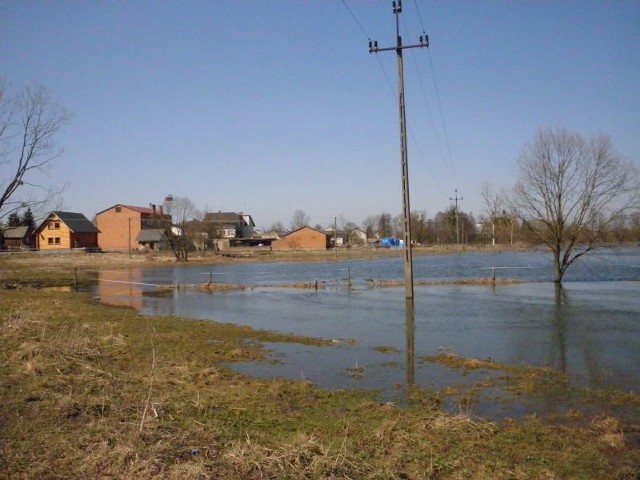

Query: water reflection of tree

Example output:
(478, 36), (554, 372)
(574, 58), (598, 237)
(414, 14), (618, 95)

(548, 285), (603, 386)
(548, 284), (568, 373)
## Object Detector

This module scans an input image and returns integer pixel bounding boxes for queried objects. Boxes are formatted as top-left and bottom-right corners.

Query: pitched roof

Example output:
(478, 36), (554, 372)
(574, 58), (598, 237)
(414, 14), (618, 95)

(203, 212), (242, 223)
(2, 226), (30, 239)
(119, 204), (156, 214)
(96, 204), (156, 215)
(284, 226), (327, 237)
(52, 211), (98, 233)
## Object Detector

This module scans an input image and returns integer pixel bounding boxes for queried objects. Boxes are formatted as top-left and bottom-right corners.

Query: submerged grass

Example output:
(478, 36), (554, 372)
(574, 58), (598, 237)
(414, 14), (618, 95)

(422, 351), (640, 405)
(1, 289), (639, 478)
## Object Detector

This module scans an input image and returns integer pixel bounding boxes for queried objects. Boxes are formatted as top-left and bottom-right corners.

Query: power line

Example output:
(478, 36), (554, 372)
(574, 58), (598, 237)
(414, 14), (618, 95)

(408, 0), (458, 188)
(341, 1), (446, 205)
(340, 0), (371, 40)
(427, 51), (457, 185)
(399, 14), (451, 196)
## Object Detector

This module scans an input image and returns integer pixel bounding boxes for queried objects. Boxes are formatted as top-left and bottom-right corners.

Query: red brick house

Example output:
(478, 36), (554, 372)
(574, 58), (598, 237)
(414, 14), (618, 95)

(96, 204), (171, 251)
(35, 211), (98, 250)
(271, 226), (329, 251)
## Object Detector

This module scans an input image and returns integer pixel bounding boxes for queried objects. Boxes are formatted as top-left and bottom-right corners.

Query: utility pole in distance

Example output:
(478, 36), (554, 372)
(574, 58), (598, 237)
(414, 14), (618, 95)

(369, 0), (428, 299)
(449, 189), (463, 245)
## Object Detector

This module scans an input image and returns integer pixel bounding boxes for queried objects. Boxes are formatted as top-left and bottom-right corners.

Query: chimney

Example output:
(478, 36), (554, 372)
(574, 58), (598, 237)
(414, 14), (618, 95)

(159, 206), (163, 216)
(151, 204), (156, 214)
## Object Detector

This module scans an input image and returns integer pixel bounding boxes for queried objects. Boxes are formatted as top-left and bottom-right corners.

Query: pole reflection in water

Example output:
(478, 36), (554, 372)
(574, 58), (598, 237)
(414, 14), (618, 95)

(405, 298), (415, 388)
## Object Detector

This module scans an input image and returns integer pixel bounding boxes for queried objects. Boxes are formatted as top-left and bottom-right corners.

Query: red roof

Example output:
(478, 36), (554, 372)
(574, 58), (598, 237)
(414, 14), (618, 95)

(96, 204), (158, 215)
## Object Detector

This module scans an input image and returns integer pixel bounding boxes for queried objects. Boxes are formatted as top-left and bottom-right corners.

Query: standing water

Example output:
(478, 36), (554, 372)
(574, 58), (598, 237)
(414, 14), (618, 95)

(94, 248), (640, 418)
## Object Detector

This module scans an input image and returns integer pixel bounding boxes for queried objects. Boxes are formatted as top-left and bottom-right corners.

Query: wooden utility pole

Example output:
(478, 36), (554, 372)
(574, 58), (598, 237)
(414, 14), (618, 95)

(369, 0), (428, 299)
(334, 216), (338, 259)
(450, 189), (463, 245)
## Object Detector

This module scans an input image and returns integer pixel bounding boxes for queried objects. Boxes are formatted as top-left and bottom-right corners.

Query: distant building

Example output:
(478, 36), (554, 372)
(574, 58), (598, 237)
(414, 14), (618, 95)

(96, 204), (171, 251)
(348, 228), (367, 245)
(324, 227), (344, 247)
(272, 226), (329, 251)
(35, 211), (98, 250)
(202, 211), (255, 239)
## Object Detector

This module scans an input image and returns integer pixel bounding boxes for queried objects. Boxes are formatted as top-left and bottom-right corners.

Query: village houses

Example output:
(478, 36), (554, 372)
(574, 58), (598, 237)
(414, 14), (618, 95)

(1, 201), (354, 252)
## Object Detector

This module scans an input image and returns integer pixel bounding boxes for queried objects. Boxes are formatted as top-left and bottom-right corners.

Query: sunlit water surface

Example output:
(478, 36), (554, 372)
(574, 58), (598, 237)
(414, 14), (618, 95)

(94, 248), (640, 419)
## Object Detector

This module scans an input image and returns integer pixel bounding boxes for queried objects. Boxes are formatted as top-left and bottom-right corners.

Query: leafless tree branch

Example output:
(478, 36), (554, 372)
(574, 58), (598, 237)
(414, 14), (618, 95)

(509, 127), (640, 282)
(0, 80), (69, 222)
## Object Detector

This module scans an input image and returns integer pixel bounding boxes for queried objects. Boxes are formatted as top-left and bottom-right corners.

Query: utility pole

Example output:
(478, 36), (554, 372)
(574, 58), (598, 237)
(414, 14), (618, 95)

(449, 189), (463, 245)
(369, 0), (428, 299)
(334, 216), (338, 259)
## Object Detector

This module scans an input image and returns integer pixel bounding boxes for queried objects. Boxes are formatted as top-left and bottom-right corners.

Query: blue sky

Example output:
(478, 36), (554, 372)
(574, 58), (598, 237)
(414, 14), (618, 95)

(2, 1), (639, 230)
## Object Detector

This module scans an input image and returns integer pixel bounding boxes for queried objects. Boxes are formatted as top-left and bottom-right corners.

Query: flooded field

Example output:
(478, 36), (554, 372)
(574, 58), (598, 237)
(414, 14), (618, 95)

(94, 248), (640, 419)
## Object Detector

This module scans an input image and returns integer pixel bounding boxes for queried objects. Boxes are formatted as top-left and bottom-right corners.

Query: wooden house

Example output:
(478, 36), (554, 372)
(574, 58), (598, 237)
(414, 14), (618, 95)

(271, 226), (329, 251)
(96, 204), (171, 251)
(35, 211), (98, 250)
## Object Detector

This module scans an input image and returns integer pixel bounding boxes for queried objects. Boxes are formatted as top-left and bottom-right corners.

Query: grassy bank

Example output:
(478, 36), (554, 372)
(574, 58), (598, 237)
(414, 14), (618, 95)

(1, 288), (638, 479)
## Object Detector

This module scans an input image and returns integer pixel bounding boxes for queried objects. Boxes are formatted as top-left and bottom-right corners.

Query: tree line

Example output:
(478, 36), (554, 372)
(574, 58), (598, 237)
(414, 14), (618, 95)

(2, 79), (639, 282)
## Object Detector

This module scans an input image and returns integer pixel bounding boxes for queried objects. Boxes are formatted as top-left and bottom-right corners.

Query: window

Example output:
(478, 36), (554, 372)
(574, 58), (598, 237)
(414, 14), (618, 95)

(115, 206), (122, 213)
(48, 238), (53, 245)
(55, 237), (60, 245)
(54, 222), (60, 230)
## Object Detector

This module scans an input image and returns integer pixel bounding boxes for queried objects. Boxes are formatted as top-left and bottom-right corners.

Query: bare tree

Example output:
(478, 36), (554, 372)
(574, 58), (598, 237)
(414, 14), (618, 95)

(361, 215), (378, 238)
(162, 195), (197, 261)
(410, 210), (430, 245)
(290, 209), (310, 231)
(377, 213), (393, 238)
(510, 128), (639, 283)
(341, 220), (360, 245)
(480, 182), (504, 247)
(0, 80), (69, 222)
(268, 221), (286, 235)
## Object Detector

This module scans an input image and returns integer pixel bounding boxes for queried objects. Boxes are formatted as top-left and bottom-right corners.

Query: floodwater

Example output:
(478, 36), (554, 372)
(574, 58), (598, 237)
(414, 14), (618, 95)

(93, 248), (640, 419)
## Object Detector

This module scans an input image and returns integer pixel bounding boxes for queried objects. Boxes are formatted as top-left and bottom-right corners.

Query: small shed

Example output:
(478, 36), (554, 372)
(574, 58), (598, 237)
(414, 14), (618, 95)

(1, 226), (34, 250)
(136, 228), (169, 250)
(35, 211), (99, 250)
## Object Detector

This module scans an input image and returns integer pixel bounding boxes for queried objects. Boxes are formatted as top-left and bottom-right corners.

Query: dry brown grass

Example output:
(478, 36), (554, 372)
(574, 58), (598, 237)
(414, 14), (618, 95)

(2, 289), (639, 479)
